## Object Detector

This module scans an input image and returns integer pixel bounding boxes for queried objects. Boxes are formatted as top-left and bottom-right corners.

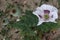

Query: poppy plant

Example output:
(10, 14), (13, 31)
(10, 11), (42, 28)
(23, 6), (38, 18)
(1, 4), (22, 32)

(33, 4), (58, 26)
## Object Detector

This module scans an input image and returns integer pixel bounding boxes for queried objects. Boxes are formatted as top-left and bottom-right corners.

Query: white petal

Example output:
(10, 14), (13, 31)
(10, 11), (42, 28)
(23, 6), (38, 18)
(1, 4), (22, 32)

(33, 4), (58, 26)
(33, 10), (44, 26)
(33, 8), (44, 16)
(33, 11), (44, 26)
(33, 11), (39, 18)
(40, 4), (53, 11)
(49, 7), (58, 23)
(37, 18), (44, 26)
(37, 21), (44, 26)
(52, 7), (58, 19)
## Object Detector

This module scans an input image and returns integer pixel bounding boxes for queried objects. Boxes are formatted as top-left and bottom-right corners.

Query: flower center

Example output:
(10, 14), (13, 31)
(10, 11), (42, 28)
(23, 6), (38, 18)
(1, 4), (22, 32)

(44, 14), (49, 19)
(44, 10), (50, 20)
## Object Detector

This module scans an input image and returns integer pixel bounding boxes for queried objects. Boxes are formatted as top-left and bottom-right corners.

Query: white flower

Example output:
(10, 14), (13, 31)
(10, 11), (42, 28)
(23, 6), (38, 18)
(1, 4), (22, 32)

(33, 4), (58, 26)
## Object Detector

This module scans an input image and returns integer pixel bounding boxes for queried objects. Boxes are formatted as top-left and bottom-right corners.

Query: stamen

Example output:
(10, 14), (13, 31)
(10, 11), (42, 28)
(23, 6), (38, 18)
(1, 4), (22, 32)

(44, 14), (49, 19)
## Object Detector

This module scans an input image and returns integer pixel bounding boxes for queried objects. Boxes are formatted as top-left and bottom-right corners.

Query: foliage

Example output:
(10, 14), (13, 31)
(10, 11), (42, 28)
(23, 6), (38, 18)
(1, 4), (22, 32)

(0, 10), (4, 17)
(37, 22), (59, 33)
(0, 28), (8, 36)
(58, 0), (60, 6)
(8, 9), (60, 40)
(0, 0), (59, 40)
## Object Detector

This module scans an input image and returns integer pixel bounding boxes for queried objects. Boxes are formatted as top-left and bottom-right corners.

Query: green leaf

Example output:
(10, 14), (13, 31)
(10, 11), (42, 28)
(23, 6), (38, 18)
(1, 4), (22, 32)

(37, 22), (58, 33)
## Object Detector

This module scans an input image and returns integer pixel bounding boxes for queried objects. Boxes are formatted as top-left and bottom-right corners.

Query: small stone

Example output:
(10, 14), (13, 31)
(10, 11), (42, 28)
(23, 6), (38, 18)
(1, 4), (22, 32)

(14, 1), (17, 4)
(21, 5), (24, 7)
(34, 30), (37, 34)
(23, 1), (27, 5)
(45, 0), (49, 2)
(15, 31), (19, 33)
(35, 3), (38, 6)
(3, 20), (5, 23)
(10, 15), (13, 18)
(52, 31), (56, 35)
(16, 19), (20, 22)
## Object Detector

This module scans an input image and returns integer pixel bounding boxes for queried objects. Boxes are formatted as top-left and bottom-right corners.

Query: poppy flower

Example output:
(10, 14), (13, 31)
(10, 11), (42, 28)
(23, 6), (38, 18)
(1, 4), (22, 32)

(33, 4), (58, 26)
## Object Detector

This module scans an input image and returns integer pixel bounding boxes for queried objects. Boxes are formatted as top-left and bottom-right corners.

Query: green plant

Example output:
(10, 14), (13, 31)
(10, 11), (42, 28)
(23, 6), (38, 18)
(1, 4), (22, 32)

(0, 10), (4, 17)
(8, 10), (60, 40)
